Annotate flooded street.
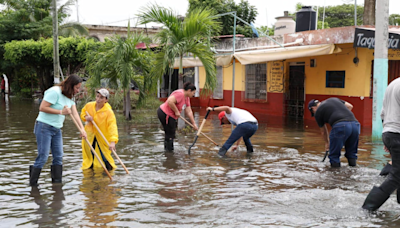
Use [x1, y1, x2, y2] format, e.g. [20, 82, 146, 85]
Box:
[1, 96, 399, 227]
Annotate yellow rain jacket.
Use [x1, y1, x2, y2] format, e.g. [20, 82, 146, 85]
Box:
[80, 101, 118, 170]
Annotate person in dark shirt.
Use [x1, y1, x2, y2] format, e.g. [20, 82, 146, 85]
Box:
[308, 98, 360, 167]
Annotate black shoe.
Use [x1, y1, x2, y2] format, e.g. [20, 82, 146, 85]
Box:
[348, 158, 357, 167]
[362, 186, 391, 211]
[397, 189, 400, 204]
[29, 165, 42, 186]
[379, 162, 392, 176]
[165, 139, 174, 152]
[218, 147, 228, 157]
[51, 165, 62, 183]
[246, 145, 254, 154]
[331, 162, 341, 168]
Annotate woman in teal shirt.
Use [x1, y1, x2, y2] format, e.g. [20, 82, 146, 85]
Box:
[30, 74, 87, 186]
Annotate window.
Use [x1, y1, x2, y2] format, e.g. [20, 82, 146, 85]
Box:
[245, 64, 267, 100]
[183, 68, 195, 85]
[326, 71, 345, 88]
[213, 66, 223, 99]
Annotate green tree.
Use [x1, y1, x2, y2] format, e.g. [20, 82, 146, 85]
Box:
[188, 0, 257, 37]
[291, 3, 362, 28]
[139, 4, 221, 94]
[4, 37, 99, 92]
[389, 14, 400, 26]
[257, 25, 275, 36]
[85, 29, 153, 120]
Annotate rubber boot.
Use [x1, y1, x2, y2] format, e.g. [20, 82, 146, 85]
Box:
[29, 165, 42, 187]
[330, 162, 341, 168]
[397, 189, 400, 204]
[246, 145, 254, 154]
[166, 139, 174, 152]
[380, 162, 392, 176]
[51, 165, 63, 183]
[164, 140, 167, 150]
[362, 186, 391, 211]
[348, 158, 357, 167]
[218, 147, 228, 157]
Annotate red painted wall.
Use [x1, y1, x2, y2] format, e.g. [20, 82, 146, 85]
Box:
[197, 90, 285, 116]
[304, 95, 373, 127]
[160, 93, 373, 127]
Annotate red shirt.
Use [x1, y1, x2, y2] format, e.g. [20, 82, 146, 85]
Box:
[160, 89, 191, 119]
[1, 79, 5, 90]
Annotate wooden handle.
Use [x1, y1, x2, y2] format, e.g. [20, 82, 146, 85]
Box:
[69, 114, 113, 181]
[86, 111, 129, 174]
[179, 116, 218, 146]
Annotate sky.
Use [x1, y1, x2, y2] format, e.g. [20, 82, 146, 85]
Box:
[67, 0, 400, 28]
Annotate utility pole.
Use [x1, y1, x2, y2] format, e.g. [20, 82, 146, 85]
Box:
[52, 0, 60, 83]
[372, 0, 389, 140]
[76, 0, 79, 22]
[354, 0, 357, 26]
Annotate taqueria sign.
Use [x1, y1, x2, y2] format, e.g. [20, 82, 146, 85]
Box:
[354, 28, 400, 49]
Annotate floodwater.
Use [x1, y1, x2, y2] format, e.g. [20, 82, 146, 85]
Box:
[0, 96, 399, 227]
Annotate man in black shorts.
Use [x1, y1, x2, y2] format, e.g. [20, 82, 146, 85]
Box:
[308, 98, 360, 167]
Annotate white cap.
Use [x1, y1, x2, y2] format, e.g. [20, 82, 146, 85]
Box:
[96, 88, 109, 99]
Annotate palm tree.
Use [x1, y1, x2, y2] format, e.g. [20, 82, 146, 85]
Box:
[138, 4, 221, 94]
[85, 26, 154, 120]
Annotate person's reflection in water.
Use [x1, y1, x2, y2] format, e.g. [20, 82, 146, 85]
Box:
[79, 168, 120, 225]
[29, 185, 67, 227]
[162, 152, 179, 170]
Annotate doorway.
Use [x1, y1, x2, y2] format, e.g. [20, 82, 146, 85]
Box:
[286, 64, 305, 119]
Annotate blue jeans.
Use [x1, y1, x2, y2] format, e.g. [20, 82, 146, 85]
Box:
[328, 121, 360, 164]
[222, 122, 258, 151]
[33, 121, 63, 168]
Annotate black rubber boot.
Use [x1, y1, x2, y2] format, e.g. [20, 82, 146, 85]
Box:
[246, 145, 254, 154]
[51, 165, 63, 183]
[362, 186, 391, 211]
[166, 139, 174, 152]
[348, 158, 357, 167]
[331, 162, 341, 168]
[164, 140, 168, 150]
[397, 189, 400, 204]
[218, 147, 228, 157]
[29, 165, 42, 187]
[380, 162, 392, 176]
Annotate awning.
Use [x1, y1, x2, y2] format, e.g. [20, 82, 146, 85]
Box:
[233, 44, 341, 65]
[173, 54, 233, 68]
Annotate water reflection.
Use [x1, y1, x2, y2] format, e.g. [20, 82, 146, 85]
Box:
[79, 169, 120, 225]
[29, 185, 67, 227]
[3, 98, 400, 227]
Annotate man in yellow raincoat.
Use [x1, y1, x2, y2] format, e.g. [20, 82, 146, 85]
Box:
[80, 88, 118, 170]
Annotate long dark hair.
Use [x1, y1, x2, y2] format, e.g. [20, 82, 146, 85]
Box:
[58, 74, 82, 99]
[183, 82, 196, 91]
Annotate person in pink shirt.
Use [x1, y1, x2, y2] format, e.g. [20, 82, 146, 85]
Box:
[157, 82, 198, 151]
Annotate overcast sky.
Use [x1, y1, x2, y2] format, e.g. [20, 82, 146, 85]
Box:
[67, 0, 400, 28]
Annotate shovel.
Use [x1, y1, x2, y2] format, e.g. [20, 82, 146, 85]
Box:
[188, 110, 211, 155]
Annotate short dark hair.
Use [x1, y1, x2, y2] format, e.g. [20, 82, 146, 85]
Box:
[59, 74, 82, 99]
[183, 82, 196, 91]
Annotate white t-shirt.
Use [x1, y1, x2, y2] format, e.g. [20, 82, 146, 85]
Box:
[226, 108, 257, 126]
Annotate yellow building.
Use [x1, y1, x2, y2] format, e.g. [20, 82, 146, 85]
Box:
[189, 26, 400, 127]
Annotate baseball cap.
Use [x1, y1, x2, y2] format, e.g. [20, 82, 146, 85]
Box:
[218, 111, 226, 125]
[308, 99, 319, 117]
[97, 88, 109, 99]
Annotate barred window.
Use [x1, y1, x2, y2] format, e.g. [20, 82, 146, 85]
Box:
[245, 63, 267, 100]
[326, 71, 345, 88]
[213, 66, 223, 99]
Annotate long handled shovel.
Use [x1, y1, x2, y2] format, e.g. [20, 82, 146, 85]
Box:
[322, 150, 329, 162]
[188, 110, 211, 155]
[69, 113, 113, 181]
[85, 111, 130, 174]
[179, 116, 218, 147]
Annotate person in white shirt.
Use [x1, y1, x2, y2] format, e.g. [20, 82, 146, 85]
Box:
[207, 106, 258, 157]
